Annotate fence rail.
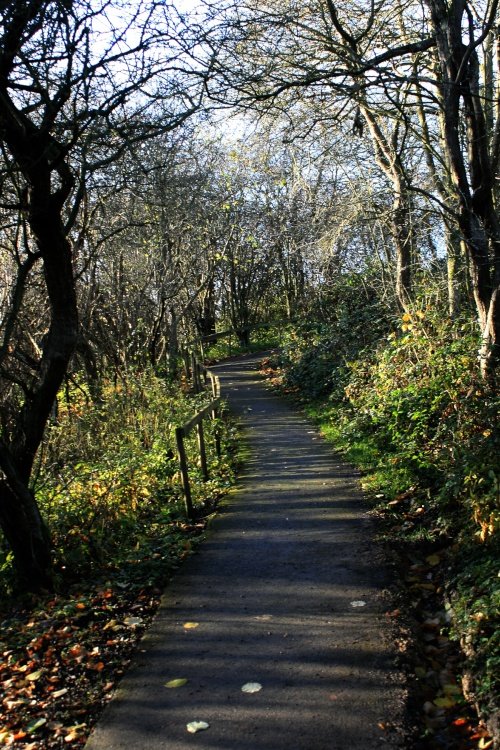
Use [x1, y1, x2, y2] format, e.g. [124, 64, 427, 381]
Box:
[175, 365, 221, 519]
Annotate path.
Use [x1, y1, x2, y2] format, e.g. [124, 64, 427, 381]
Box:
[85, 354, 405, 749]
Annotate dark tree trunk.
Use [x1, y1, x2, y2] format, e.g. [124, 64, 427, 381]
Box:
[0, 94, 79, 589]
[235, 328, 250, 347]
[425, 0, 500, 377]
[0, 479, 53, 590]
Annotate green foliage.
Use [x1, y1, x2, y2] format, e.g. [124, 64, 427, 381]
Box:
[277, 275, 391, 399]
[0, 370, 236, 595]
[276, 306, 499, 723]
[340, 312, 499, 541]
[204, 324, 286, 360]
[448, 544, 500, 718]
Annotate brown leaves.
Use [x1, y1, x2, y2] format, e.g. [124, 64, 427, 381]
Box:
[0, 583, 162, 748]
[393, 548, 495, 749]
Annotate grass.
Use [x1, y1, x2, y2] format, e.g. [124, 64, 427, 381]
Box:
[203, 324, 288, 361]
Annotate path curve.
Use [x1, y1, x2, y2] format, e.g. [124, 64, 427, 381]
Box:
[85, 353, 405, 749]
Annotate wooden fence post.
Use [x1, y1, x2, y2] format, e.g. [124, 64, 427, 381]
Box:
[197, 420, 209, 481]
[175, 426, 194, 519]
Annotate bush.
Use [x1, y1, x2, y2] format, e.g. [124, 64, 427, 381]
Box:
[276, 305, 499, 727]
[0, 369, 234, 594]
[340, 312, 499, 540]
[278, 274, 391, 398]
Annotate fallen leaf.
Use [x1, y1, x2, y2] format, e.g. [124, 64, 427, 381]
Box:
[183, 622, 199, 629]
[434, 695, 456, 708]
[26, 669, 44, 682]
[52, 688, 69, 698]
[241, 682, 262, 693]
[186, 721, 209, 734]
[26, 717, 47, 734]
[124, 617, 143, 627]
[350, 600, 366, 607]
[103, 619, 119, 631]
[164, 678, 188, 688]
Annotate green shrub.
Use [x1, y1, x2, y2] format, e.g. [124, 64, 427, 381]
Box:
[0, 369, 234, 593]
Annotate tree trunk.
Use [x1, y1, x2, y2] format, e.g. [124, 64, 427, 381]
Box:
[0, 110, 79, 588]
[425, 0, 500, 377]
[0, 479, 53, 590]
[167, 308, 179, 377]
[361, 104, 414, 311]
[235, 328, 250, 347]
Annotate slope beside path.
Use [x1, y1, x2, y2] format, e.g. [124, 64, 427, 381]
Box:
[85, 353, 405, 749]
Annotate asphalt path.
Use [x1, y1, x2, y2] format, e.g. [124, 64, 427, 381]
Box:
[85, 353, 405, 750]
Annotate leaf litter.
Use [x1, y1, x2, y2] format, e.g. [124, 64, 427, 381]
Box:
[0, 519, 209, 749]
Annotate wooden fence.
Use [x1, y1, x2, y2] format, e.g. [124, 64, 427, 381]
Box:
[175, 364, 221, 519]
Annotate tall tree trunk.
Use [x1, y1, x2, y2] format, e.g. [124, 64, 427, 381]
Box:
[0, 98, 78, 588]
[425, 0, 500, 377]
[361, 104, 414, 311]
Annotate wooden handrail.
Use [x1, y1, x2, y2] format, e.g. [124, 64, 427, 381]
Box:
[175, 365, 222, 519]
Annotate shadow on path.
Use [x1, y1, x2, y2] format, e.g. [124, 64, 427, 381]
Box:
[85, 354, 405, 750]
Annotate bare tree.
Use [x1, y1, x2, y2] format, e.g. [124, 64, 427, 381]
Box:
[0, 0, 205, 589]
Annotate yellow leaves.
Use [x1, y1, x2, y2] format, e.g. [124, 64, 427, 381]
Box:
[183, 622, 199, 630]
[26, 669, 44, 682]
[478, 738, 494, 749]
[400, 310, 426, 332]
[473, 509, 497, 542]
[470, 611, 487, 623]
[164, 678, 188, 688]
[434, 695, 457, 708]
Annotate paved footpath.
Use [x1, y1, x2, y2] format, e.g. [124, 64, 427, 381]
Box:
[85, 354, 405, 750]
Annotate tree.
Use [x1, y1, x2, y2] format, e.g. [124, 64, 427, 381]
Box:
[206, 0, 500, 374]
[423, 0, 500, 375]
[0, 0, 204, 589]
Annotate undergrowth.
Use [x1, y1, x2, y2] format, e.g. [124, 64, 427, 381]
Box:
[203, 324, 286, 361]
[273, 304, 499, 742]
[0, 369, 237, 600]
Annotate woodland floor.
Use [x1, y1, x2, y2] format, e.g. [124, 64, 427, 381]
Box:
[1, 354, 491, 749]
